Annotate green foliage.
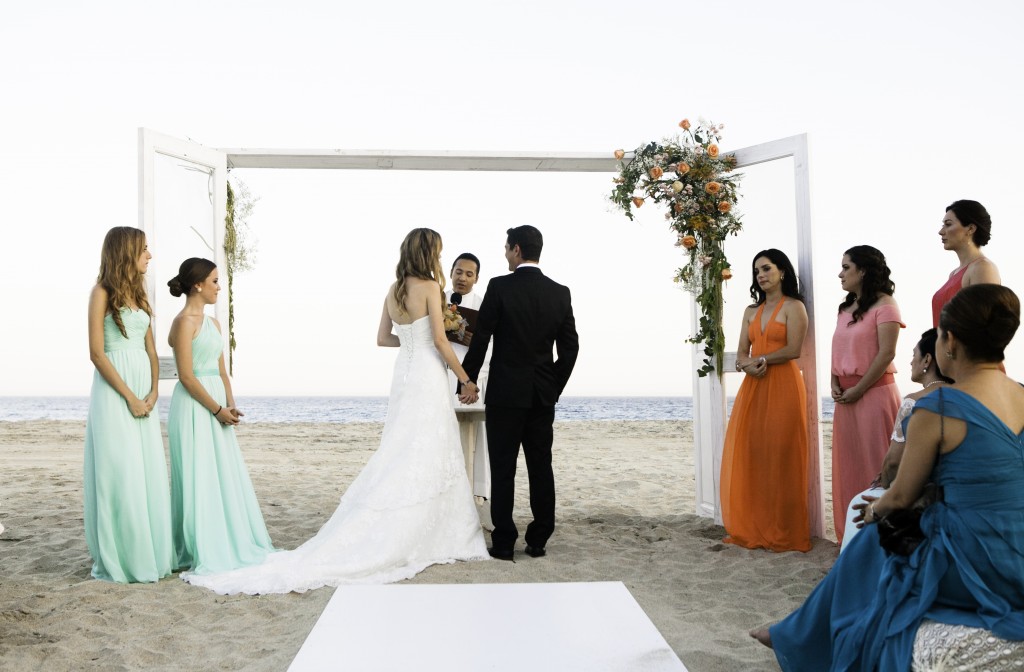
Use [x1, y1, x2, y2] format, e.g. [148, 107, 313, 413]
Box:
[224, 176, 259, 375]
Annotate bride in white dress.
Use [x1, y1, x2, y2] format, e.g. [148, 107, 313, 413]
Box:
[184, 229, 489, 594]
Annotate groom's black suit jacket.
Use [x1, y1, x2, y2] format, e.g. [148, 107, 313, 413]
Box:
[462, 266, 578, 408]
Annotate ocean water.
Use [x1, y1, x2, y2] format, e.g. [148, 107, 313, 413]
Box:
[0, 396, 836, 423]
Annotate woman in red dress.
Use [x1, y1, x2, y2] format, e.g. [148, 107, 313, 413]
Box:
[932, 200, 1000, 326]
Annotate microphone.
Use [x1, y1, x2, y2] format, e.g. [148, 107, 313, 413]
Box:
[450, 292, 463, 306]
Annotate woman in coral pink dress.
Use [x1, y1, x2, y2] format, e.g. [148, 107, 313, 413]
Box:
[830, 245, 904, 543]
[721, 249, 811, 552]
[932, 199, 1000, 326]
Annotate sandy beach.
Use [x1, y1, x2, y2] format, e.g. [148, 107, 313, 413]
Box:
[0, 420, 837, 671]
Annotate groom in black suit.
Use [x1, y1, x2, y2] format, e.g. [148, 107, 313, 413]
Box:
[460, 225, 578, 560]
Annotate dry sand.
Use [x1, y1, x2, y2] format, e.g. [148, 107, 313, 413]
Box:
[0, 420, 838, 671]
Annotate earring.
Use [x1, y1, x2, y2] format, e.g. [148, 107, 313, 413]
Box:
[923, 366, 929, 374]
[197, 288, 202, 293]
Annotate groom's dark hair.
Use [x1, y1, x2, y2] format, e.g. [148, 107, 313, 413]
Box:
[451, 252, 481, 275]
[507, 225, 543, 261]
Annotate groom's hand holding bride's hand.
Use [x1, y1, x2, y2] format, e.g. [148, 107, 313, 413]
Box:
[458, 381, 479, 405]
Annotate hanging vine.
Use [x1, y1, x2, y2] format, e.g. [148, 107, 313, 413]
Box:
[223, 177, 258, 375]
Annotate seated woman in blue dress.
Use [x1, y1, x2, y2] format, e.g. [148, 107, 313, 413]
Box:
[751, 283, 1024, 671]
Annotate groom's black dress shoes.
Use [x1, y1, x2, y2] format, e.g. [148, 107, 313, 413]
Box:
[488, 547, 514, 561]
[524, 545, 546, 558]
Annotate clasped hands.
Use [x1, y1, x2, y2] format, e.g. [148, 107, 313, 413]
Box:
[736, 356, 767, 378]
[831, 384, 865, 405]
[216, 406, 244, 426]
[128, 393, 158, 419]
[458, 381, 479, 405]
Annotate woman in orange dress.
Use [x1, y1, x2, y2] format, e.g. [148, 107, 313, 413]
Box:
[830, 245, 904, 543]
[721, 249, 811, 552]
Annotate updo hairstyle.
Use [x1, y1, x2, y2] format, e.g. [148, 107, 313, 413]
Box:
[168, 258, 217, 298]
[916, 328, 954, 384]
[939, 284, 1019, 363]
[946, 199, 992, 247]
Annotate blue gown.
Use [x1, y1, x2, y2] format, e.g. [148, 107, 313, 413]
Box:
[770, 388, 1024, 671]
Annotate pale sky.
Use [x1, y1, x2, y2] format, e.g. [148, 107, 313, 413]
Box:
[2, 0, 1023, 400]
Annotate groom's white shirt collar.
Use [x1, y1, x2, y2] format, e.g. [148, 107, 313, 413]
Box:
[517, 262, 540, 270]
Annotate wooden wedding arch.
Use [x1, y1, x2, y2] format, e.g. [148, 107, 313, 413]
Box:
[138, 128, 826, 538]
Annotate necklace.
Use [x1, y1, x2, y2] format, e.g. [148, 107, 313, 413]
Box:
[922, 380, 945, 389]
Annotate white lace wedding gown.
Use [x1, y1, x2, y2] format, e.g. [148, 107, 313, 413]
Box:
[184, 317, 489, 594]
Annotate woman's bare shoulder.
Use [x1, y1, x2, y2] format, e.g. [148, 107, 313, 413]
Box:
[782, 297, 807, 315]
[964, 257, 1001, 285]
[89, 283, 108, 301]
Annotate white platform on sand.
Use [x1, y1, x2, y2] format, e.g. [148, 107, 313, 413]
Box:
[288, 581, 688, 672]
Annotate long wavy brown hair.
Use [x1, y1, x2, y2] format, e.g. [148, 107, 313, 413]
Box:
[97, 227, 152, 337]
[392, 228, 445, 314]
[838, 244, 895, 324]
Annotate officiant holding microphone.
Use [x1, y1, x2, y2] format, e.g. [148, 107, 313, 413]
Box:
[445, 253, 492, 529]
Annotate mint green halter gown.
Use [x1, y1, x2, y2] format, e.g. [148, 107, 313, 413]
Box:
[83, 308, 173, 583]
[168, 316, 274, 575]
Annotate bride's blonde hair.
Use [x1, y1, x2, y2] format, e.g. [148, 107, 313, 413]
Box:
[97, 226, 152, 337]
[393, 228, 445, 314]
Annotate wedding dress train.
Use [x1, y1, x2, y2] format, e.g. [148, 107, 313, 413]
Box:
[184, 316, 489, 594]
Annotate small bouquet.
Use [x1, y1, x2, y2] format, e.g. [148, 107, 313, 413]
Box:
[444, 304, 469, 344]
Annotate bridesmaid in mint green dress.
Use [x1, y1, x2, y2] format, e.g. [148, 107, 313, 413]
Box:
[166, 258, 274, 576]
[84, 226, 173, 583]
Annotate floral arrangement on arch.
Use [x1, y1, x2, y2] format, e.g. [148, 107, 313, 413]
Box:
[610, 118, 743, 377]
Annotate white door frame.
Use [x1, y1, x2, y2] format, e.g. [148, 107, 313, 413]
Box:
[690, 135, 825, 538]
[138, 128, 229, 379]
[140, 129, 824, 537]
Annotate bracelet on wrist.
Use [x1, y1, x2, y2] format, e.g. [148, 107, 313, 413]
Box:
[213, 405, 223, 416]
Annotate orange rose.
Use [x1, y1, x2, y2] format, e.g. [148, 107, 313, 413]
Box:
[705, 181, 722, 194]
[717, 201, 731, 213]
[614, 149, 625, 160]
[721, 268, 733, 280]
[681, 235, 697, 249]
[676, 162, 690, 176]
[707, 144, 720, 158]
[679, 118, 691, 130]
[673, 202, 684, 214]
[649, 166, 664, 179]
[632, 197, 645, 208]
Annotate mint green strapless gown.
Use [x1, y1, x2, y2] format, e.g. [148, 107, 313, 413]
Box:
[83, 308, 173, 583]
[168, 316, 274, 575]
